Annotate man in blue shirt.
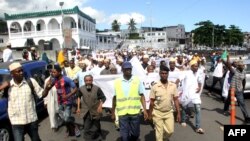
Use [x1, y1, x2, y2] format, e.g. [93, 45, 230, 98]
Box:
[111, 61, 148, 141]
[74, 62, 90, 87]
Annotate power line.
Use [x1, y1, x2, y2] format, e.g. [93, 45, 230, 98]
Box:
[166, 0, 202, 20]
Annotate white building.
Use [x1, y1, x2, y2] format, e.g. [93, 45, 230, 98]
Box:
[96, 31, 122, 50]
[138, 25, 186, 48]
[142, 31, 167, 43]
[4, 6, 96, 51]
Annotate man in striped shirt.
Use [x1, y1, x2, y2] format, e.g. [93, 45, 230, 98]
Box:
[224, 57, 250, 123]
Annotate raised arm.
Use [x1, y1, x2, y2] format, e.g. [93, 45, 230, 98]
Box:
[226, 55, 235, 73]
[0, 82, 10, 91]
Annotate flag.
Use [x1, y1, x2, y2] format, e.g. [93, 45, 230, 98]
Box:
[221, 50, 228, 61]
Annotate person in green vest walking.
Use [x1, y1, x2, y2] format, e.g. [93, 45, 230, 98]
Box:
[111, 61, 148, 141]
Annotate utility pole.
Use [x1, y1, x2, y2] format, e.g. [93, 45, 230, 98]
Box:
[140, 16, 143, 48]
[146, 1, 152, 48]
[212, 25, 214, 48]
[59, 1, 64, 48]
[150, 1, 153, 48]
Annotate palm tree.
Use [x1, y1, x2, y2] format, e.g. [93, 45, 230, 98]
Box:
[127, 18, 137, 33]
[111, 20, 120, 31]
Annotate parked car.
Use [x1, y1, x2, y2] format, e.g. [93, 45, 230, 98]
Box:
[205, 59, 250, 96]
[0, 60, 47, 141]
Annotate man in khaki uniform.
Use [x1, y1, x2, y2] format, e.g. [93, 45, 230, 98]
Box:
[148, 65, 181, 141]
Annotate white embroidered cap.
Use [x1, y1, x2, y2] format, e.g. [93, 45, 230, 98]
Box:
[9, 62, 22, 72]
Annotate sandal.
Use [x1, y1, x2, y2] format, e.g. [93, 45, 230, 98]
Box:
[181, 122, 187, 127]
[196, 128, 204, 134]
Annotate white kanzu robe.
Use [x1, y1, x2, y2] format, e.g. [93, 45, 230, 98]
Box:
[44, 77, 59, 128]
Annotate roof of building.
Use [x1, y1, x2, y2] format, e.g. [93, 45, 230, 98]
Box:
[4, 6, 95, 24]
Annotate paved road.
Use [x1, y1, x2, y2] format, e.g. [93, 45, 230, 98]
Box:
[28, 89, 250, 141]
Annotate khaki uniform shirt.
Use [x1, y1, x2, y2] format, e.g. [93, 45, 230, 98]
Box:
[150, 81, 178, 116]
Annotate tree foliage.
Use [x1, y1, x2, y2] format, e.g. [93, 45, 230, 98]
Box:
[128, 33, 142, 39]
[111, 19, 120, 31]
[192, 20, 244, 47]
[224, 25, 244, 46]
[127, 18, 137, 33]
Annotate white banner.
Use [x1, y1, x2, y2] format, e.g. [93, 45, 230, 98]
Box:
[93, 75, 121, 108]
[142, 73, 159, 109]
[93, 57, 158, 109]
[130, 56, 146, 78]
[93, 73, 159, 109]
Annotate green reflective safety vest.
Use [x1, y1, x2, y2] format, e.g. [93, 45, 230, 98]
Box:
[114, 76, 141, 116]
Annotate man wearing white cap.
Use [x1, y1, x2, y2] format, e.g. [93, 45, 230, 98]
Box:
[168, 58, 181, 85]
[3, 42, 13, 62]
[141, 54, 149, 69]
[115, 56, 123, 74]
[90, 58, 104, 75]
[29, 47, 39, 60]
[0, 62, 53, 141]
[100, 59, 111, 75]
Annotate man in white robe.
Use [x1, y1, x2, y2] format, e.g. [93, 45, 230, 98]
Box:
[44, 75, 60, 131]
[180, 60, 205, 134]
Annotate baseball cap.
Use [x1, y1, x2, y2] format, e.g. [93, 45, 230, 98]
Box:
[122, 61, 132, 69]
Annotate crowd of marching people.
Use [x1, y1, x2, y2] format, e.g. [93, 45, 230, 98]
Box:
[1, 43, 250, 141]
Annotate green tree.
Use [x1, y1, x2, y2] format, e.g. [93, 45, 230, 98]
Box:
[215, 25, 226, 47]
[224, 25, 244, 46]
[192, 20, 244, 47]
[127, 18, 137, 33]
[192, 21, 229, 47]
[111, 19, 120, 31]
[192, 20, 215, 47]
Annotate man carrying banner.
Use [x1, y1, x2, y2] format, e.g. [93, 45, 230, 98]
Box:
[148, 65, 181, 141]
[111, 61, 148, 141]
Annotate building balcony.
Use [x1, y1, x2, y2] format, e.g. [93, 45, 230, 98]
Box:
[9, 28, 78, 39]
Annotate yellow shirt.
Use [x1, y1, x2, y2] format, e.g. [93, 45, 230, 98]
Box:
[57, 50, 65, 67]
[65, 66, 81, 80]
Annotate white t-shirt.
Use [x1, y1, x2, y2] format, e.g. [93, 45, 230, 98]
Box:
[3, 48, 13, 62]
[213, 62, 223, 77]
[180, 70, 202, 105]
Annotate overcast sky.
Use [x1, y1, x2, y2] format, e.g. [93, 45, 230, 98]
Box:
[0, 0, 249, 32]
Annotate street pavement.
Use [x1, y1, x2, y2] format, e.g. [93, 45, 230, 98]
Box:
[28, 89, 250, 141]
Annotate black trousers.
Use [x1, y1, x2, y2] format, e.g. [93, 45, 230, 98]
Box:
[83, 112, 102, 140]
[209, 76, 223, 92]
